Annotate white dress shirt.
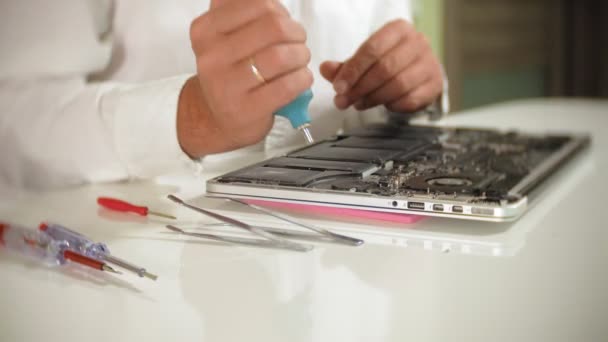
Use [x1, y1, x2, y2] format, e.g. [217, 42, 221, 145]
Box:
[0, 0, 413, 189]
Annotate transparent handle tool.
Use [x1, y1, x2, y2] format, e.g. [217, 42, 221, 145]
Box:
[39, 223, 108, 259]
[1, 222, 68, 265]
[40, 223, 157, 280]
[1, 222, 121, 273]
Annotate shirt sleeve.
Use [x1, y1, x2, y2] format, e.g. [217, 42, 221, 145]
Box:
[0, 75, 197, 189]
[0, 0, 199, 189]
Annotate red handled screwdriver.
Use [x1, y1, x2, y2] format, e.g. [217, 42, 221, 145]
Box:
[97, 197, 176, 220]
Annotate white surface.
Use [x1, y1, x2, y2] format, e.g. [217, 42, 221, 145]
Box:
[1, 99, 607, 342]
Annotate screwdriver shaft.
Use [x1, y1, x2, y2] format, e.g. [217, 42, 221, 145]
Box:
[104, 254, 158, 281]
[299, 125, 314, 144]
[148, 211, 177, 220]
[102, 264, 122, 274]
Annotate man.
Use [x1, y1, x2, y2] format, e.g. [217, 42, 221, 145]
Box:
[0, 0, 444, 189]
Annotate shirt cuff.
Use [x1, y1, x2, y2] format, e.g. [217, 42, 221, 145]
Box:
[107, 74, 201, 179]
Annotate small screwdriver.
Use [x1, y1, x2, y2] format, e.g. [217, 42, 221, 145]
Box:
[275, 89, 315, 144]
[97, 197, 176, 220]
[0, 222, 120, 274]
[40, 222, 158, 281]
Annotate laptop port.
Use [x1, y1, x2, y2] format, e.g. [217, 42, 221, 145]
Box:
[452, 205, 464, 213]
[407, 202, 425, 210]
[472, 207, 494, 216]
[432, 204, 444, 212]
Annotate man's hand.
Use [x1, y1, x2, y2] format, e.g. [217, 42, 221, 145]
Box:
[177, 0, 313, 158]
[320, 19, 443, 113]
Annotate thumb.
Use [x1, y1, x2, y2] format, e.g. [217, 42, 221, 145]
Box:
[210, 0, 232, 9]
[320, 61, 343, 83]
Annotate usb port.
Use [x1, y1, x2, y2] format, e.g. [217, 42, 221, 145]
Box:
[452, 205, 464, 213]
[432, 204, 444, 212]
[407, 202, 425, 210]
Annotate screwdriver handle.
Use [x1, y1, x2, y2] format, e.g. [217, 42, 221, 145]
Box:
[275, 89, 313, 129]
[97, 197, 148, 216]
[40, 223, 110, 259]
[41, 222, 155, 279]
[1, 222, 68, 265]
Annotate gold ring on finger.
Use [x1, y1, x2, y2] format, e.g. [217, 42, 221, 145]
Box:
[249, 57, 266, 84]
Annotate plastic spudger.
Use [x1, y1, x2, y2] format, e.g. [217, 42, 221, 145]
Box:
[275, 89, 314, 143]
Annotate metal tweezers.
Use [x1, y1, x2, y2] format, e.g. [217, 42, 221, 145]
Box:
[212, 196, 364, 246]
[166, 195, 364, 252]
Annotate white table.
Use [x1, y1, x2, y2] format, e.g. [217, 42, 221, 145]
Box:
[1, 99, 607, 342]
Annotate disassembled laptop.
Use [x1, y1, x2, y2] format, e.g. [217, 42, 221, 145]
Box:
[207, 124, 590, 222]
[165, 119, 590, 251]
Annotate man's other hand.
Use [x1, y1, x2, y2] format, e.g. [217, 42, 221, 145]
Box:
[320, 19, 443, 113]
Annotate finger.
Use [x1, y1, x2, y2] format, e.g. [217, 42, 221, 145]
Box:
[386, 78, 444, 113]
[207, 0, 289, 34]
[210, 0, 288, 14]
[234, 43, 311, 91]
[319, 61, 343, 83]
[249, 67, 314, 115]
[213, 14, 307, 65]
[352, 55, 433, 110]
[346, 37, 423, 101]
[210, 0, 232, 9]
[195, 0, 289, 41]
[332, 19, 413, 95]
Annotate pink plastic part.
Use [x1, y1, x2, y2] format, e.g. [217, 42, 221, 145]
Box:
[243, 199, 424, 224]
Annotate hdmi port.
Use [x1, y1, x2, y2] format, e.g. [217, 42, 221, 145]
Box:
[407, 202, 425, 210]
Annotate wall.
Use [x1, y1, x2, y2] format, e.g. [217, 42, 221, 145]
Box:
[443, 0, 560, 111]
[414, 0, 444, 60]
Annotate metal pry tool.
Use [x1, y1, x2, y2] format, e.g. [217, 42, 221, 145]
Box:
[166, 225, 292, 250]
[167, 195, 313, 252]
[275, 89, 315, 144]
[210, 197, 364, 247]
